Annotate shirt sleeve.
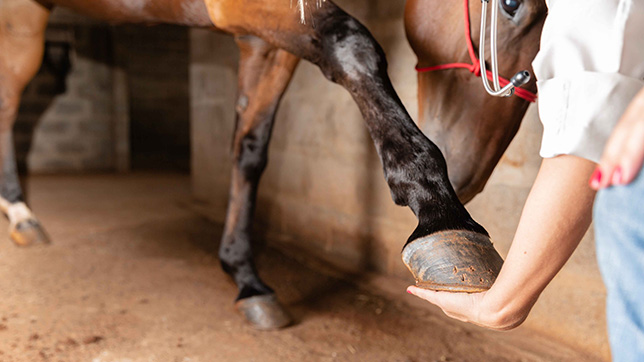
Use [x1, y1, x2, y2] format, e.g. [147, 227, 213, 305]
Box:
[532, 0, 644, 163]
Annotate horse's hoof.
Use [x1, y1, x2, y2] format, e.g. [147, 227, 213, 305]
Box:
[402, 230, 503, 293]
[235, 294, 292, 330]
[10, 219, 51, 247]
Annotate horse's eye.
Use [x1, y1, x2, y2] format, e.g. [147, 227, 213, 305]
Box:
[500, 0, 521, 17]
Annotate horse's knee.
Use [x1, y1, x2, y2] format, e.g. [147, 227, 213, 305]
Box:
[315, 14, 387, 84]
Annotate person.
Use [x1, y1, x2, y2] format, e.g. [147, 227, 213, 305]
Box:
[588, 86, 644, 362]
[406, 1, 644, 360]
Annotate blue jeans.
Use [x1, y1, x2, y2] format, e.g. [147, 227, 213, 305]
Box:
[594, 168, 644, 362]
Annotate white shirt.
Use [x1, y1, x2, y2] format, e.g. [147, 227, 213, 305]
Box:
[533, 0, 644, 163]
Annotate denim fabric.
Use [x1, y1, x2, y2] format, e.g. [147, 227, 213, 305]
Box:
[594, 168, 644, 362]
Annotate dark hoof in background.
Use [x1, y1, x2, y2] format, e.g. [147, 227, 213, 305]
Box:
[402, 230, 503, 293]
[10, 218, 51, 247]
[235, 294, 292, 330]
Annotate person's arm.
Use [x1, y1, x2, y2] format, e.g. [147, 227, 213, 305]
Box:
[408, 155, 597, 330]
[591, 87, 644, 190]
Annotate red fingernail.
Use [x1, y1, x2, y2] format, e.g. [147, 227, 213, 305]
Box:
[406, 289, 412, 294]
[613, 167, 623, 185]
[590, 169, 602, 188]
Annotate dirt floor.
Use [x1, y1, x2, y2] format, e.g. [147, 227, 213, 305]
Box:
[0, 174, 602, 362]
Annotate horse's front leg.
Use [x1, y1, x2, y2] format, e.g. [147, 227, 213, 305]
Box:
[209, 0, 503, 292]
[219, 35, 300, 330]
[0, 0, 51, 246]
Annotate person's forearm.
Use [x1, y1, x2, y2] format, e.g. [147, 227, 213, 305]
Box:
[481, 155, 597, 328]
[407, 155, 599, 330]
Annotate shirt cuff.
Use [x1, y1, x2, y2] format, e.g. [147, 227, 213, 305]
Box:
[538, 71, 644, 163]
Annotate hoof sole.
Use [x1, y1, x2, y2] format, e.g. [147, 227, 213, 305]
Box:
[235, 294, 292, 330]
[402, 230, 503, 293]
[10, 219, 51, 247]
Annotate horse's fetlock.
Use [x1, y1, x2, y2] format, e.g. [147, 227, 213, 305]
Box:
[220, 258, 236, 276]
[390, 190, 409, 207]
[385, 174, 414, 207]
[237, 283, 274, 300]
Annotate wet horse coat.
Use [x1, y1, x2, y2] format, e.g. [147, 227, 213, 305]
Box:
[0, 0, 541, 329]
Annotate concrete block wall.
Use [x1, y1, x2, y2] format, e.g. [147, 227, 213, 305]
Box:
[17, 9, 191, 174]
[17, 25, 115, 173]
[190, 30, 239, 218]
[190, 0, 608, 359]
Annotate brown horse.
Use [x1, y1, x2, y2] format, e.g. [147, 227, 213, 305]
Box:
[0, 0, 543, 329]
[406, 0, 547, 203]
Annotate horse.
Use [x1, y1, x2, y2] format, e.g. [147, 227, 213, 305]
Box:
[405, 0, 547, 203]
[0, 0, 543, 330]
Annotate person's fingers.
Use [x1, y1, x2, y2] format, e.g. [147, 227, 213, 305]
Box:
[407, 286, 441, 304]
[619, 121, 644, 184]
[406, 287, 521, 330]
[593, 124, 644, 189]
[592, 132, 627, 190]
[596, 127, 628, 189]
[589, 166, 604, 190]
[406, 286, 478, 322]
[593, 143, 617, 190]
[594, 88, 644, 189]
[407, 286, 458, 316]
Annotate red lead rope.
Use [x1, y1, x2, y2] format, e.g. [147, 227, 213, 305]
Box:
[415, 0, 537, 103]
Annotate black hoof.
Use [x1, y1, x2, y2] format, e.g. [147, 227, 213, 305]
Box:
[10, 218, 51, 247]
[402, 230, 503, 293]
[235, 294, 292, 330]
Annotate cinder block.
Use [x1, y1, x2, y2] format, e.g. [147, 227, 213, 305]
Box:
[52, 100, 87, 115]
[56, 141, 87, 154]
[37, 121, 70, 134]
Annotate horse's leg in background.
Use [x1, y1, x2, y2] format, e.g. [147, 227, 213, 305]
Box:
[0, 0, 51, 246]
[208, 0, 487, 242]
[219, 35, 300, 330]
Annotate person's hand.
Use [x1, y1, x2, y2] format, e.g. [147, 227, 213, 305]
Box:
[590, 88, 644, 190]
[406, 155, 596, 332]
[406, 286, 528, 331]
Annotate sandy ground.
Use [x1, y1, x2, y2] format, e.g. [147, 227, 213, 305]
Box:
[0, 174, 602, 362]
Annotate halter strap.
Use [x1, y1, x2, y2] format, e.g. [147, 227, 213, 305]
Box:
[415, 0, 537, 103]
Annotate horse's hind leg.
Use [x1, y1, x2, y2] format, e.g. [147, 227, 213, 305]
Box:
[0, 0, 51, 246]
[219, 35, 300, 330]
